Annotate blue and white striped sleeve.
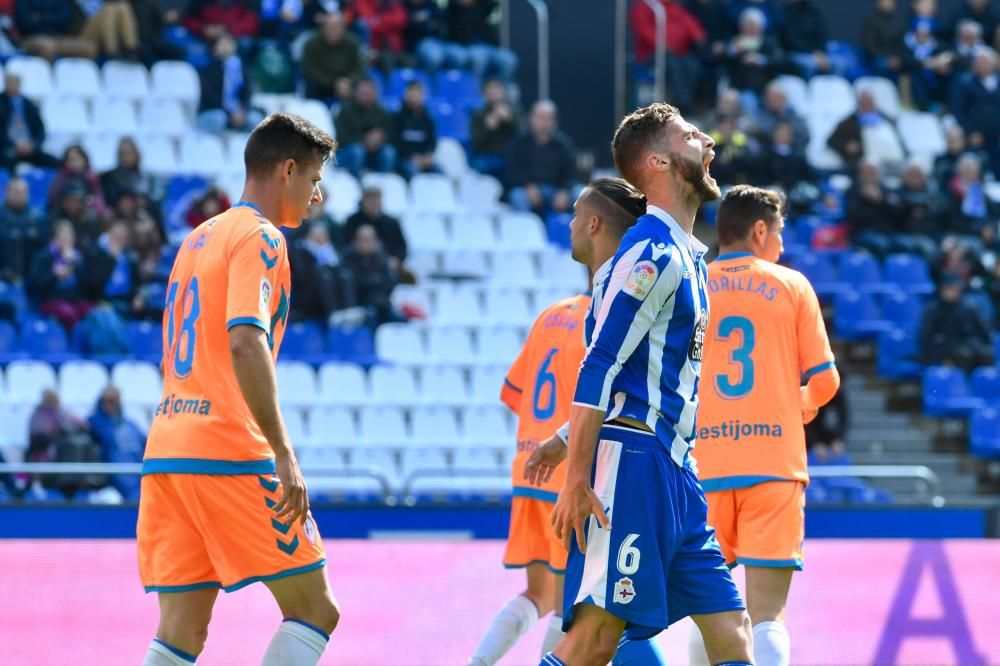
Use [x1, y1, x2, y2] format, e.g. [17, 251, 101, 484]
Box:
[573, 240, 681, 411]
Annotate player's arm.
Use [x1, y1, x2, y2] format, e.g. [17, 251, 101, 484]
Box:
[797, 277, 841, 423]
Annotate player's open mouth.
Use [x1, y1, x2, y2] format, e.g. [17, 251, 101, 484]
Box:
[703, 151, 715, 176]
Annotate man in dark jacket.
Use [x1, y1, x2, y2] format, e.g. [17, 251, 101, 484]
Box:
[84, 221, 140, 316]
[754, 82, 809, 153]
[88, 385, 146, 501]
[301, 12, 365, 103]
[195, 34, 263, 134]
[945, 0, 1000, 43]
[16, 0, 98, 61]
[0, 178, 48, 283]
[393, 81, 438, 178]
[505, 100, 575, 215]
[289, 221, 352, 323]
[344, 185, 408, 271]
[0, 73, 58, 171]
[844, 159, 901, 258]
[780, 0, 833, 77]
[863, 0, 908, 77]
[951, 47, 1000, 174]
[343, 224, 403, 327]
[827, 89, 903, 169]
[469, 79, 520, 180]
[920, 275, 993, 371]
[447, 0, 518, 80]
[724, 7, 783, 96]
[335, 77, 397, 176]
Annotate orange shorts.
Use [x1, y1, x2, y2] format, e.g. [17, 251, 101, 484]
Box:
[503, 495, 568, 574]
[137, 473, 326, 592]
[705, 481, 805, 570]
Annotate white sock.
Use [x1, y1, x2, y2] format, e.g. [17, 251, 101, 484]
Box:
[753, 620, 791, 666]
[468, 594, 540, 665]
[261, 619, 329, 666]
[143, 639, 196, 665]
[540, 614, 565, 655]
[688, 624, 710, 666]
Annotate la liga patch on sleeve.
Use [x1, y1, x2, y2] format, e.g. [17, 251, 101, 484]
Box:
[260, 277, 273, 326]
[623, 260, 659, 300]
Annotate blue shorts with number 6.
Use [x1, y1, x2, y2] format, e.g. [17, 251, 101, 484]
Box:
[562, 424, 745, 640]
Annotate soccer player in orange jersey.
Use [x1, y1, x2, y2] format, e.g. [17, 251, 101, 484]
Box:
[137, 114, 339, 666]
[691, 185, 841, 666]
[468, 178, 647, 665]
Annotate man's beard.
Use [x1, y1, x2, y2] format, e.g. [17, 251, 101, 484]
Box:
[672, 153, 721, 203]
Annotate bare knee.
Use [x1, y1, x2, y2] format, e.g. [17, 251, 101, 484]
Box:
[158, 612, 212, 654]
[290, 596, 340, 635]
[522, 589, 555, 617]
[698, 610, 753, 664]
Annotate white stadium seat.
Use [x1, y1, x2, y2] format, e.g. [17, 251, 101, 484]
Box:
[432, 283, 482, 326]
[469, 365, 507, 405]
[406, 249, 441, 278]
[484, 289, 533, 326]
[808, 75, 856, 119]
[462, 405, 513, 447]
[102, 60, 151, 101]
[490, 251, 539, 288]
[411, 406, 464, 447]
[375, 323, 424, 364]
[53, 58, 102, 99]
[533, 286, 578, 312]
[459, 173, 503, 212]
[136, 135, 179, 176]
[225, 132, 249, 164]
[6, 56, 53, 100]
[391, 284, 433, 314]
[5, 360, 57, 404]
[283, 98, 335, 138]
[476, 328, 522, 366]
[369, 364, 420, 405]
[897, 111, 946, 157]
[402, 214, 449, 252]
[124, 405, 151, 433]
[400, 447, 450, 484]
[440, 249, 490, 279]
[281, 406, 310, 445]
[93, 97, 139, 136]
[151, 61, 201, 108]
[110, 361, 162, 407]
[42, 97, 89, 135]
[853, 76, 901, 118]
[139, 99, 189, 139]
[276, 361, 318, 407]
[250, 92, 286, 115]
[307, 406, 359, 447]
[434, 137, 469, 179]
[83, 134, 120, 173]
[773, 75, 808, 115]
[452, 447, 503, 471]
[0, 404, 33, 448]
[497, 212, 548, 251]
[59, 360, 109, 405]
[359, 406, 410, 447]
[322, 169, 362, 220]
[427, 327, 476, 365]
[806, 114, 844, 171]
[540, 250, 589, 291]
[318, 362, 368, 404]
[361, 172, 408, 217]
[179, 133, 227, 177]
[419, 366, 468, 406]
[449, 214, 497, 251]
[410, 173, 457, 213]
[350, 448, 401, 490]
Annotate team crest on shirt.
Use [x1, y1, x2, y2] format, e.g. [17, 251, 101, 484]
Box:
[260, 277, 272, 321]
[688, 311, 708, 362]
[303, 514, 317, 544]
[623, 260, 658, 300]
[614, 577, 636, 605]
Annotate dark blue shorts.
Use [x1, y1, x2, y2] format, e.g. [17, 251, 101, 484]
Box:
[562, 424, 745, 640]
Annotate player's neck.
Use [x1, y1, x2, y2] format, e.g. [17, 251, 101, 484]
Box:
[238, 183, 281, 226]
[644, 192, 698, 236]
[718, 243, 756, 258]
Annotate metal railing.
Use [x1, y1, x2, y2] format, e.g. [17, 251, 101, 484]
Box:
[641, 0, 666, 102]
[524, 0, 550, 101]
[809, 465, 941, 497]
[615, 0, 629, 123]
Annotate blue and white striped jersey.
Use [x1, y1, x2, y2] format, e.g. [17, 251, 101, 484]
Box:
[574, 205, 710, 468]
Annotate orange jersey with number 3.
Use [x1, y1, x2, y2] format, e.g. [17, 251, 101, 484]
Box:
[501, 295, 590, 499]
[144, 202, 292, 466]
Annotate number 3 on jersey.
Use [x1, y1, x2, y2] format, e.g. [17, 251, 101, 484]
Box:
[713, 315, 755, 399]
[165, 277, 201, 379]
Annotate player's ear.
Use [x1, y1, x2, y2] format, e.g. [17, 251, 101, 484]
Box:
[589, 215, 601, 234]
[646, 152, 669, 173]
[753, 219, 768, 243]
[282, 158, 296, 182]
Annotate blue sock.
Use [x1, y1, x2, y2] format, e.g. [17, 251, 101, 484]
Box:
[613, 637, 667, 665]
[540, 652, 568, 666]
[713, 662, 753, 666]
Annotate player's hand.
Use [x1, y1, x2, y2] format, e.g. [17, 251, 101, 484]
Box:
[551, 481, 610, 554]
[273, 450, 310, 525]
[802, 407, 818, 424]
[523, 435, 567, 486]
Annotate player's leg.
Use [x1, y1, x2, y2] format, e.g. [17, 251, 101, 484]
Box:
[143, 588, 219, 665]
[544, 603, 626, 666]
[539, 573, 565, 654]
[612, 636, 667, 665]
[261, 566, 340, 666]
[745, 566, 794, 666]
[689, 489, 738, 666]
[690, 610, 754, 665]
[469, 563, 549, 666]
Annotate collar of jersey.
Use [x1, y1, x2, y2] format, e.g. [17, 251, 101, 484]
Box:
[645, 205, 709, 257]
[233, 200, 263, 214]
[714, 251, 754, 262]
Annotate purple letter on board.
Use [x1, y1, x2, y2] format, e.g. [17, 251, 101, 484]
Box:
[873, 542, 985, 665]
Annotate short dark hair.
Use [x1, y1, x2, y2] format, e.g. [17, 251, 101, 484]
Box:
[716, 185, 785, 245]
[244, 112, 337, 179]
[586, 177, 646, 239]
[611, 103, 680, 189]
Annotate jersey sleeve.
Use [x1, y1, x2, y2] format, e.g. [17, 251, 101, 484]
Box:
[574, 240, 681, 411]
[225, 225, 288, 334]
[795, 273, 836, 380]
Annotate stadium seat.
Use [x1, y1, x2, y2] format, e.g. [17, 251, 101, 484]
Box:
[853, 76, 901, 118]
[386, 68, 434, 102]
[318, 362, 368, 404]
[276, 361, 319, 407]
[322, 169, 362, 220]
[434, 69, 481, 107]
[280, 321, 326, 365]
[448, 214, 497, 251]
[4, 360, 57, 404]
[497, 212, 548, 251]
[399, 447, 450, 489]
[773, 75, 809, 114]
[491, 251, 540, 288]
[484, 289, 533, 327]
[403, 214, 450, 252]
[970, 408, 1000, 459]
[546, 212, 572, 249]
[882, 253, 935, 295]
[539, 250, 588, 291]
[42, 96, 90, 135]
[404, 249, 441, 279]
[21, 168, 57, 211]
[82, 134, 120, 173]
[462, 405, 513, 447]
[433, 137, 469, 179]
[470, 365, 508, 405]
[110, 360, 162, 407]
[877, 329, 922, 380]
[306, 406, 359, 447]
[0, 320, 25, 364]
[150, 60, 201, 108]
[440, 249, 490, 279]
[476, 327, 522, 366]
[179, 133, 227, 177]
[412, 406, 464, 447]
[124, 405, 151, 434]
[6, 56, 53, 100]
[361, 172, 408, 217]
[880, 293, 923, 332]
[897, 111, 946, 158]
[54, 58, 102, 100]
[391, 284, 433, 314]
[793, 252, 846, 299]
[428, 327, 476, 365]
[430, 101, 470, 141]
[349, 448, 402, 493]
[965, 290, 996, 326]
[410, 174, 457, 214]
[59, 360, 109, 406]
[971, 367, 1000, 406]
[136, 135, 180, 176]
[805, 114, 844, 171]
[93, 97, 139, 136]
[834, 291, 892, 340]
[375, 323, 424, 364]
[808, 75, 855, 119]
[458, 174, 503, 212]
[432, 283, 483, 325]
[840, 251, 891, 294]
[359, 406, 410, 447]
[419, 366, 468, 406]
[138, 99, 189, 139]
[102, 60, 151, 101]
[0, 404, 33, 448]
[249, 92, 286, 115]
[922, 366, 984, 418]
[369, 364, 421, 405]
[326, 325, 377, 365]
[281, 405, 310, 445]
[283, 98, 335, 138]
[21, 319, 76, 364]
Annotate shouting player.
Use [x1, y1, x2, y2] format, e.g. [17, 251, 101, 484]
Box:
[468, 178, 647, 665]
[690, 185, 840, 666]
[526, 103, 752, 666]
[138, 114, 339, 666]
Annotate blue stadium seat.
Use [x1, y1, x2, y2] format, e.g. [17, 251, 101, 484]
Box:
[163, 175, 210, 220]
[834, 291, 892, 340]
[431, 101, 470, 142]
[0, 281, 28, 321]
[386, 68, 434, 104]
[21, 168, 56, 211]
[839, 251, 891, 294]
[971, 366, 1000, 405]
[922, 366, 984, 418]
[792, 253, 846, 299]
[963, 290, 995, 326]
[883, 254, 934, 295]
[0, 170, 9, 201]
[970, 408, 1000, 459]
[366, 67, 385, 96]
[0, 319, 25, 364]
[877, 329, 922, 380]
[126, 321, 163, 365]
[327, 326, 377, 367]
[880, 292, 923, 332]
[546, 212, 572, 250]
[21, 319, 77, 364]
[433, 69, 482, 108]
[281, 321, 326, 365]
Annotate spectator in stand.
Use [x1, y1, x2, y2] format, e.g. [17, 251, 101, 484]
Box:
[196, 34, 264, 134]
[685, 0, 732, 99]
[937, 234, 987, 286]
[629, 0, 706, 111]
[335, 77, 397, 176]
[904, 9, 956, 108]
[761, 121, 812, 191]
[405, 0, 457, 72]
[726, 0, 781, 31]
[805, 372, 848, 463]
[27, 389, 89, 465]
[343, 223, 403, 327]
[780, 0, 834, 78]
[185, 185, 230, 228]
[934, 125, 994, 190]
[920, 275, 993, 371]
[302, 12, 365, 104]
[16, 0, 98, 60]
[0, 178, 47, 283]
[51, 184, 103, 251]
[129, 216, 167, 320]
[703, 88, 754, 134]
[447, 0, 518, 80]
[952, 19, 985, 74]
[863, 0, 909, 79]
[48, 145, 109, 223]
[724, 7, 783, 103]
[470, 78, 520, 180]
[28, 220, 92, 330]
[897, 160, 946, 261]
[708, 115, 758, 186]
[951, 47, 1000, 174]
[844, 159, 900, 258]
[344, 185, 408, 272]
[393, 81, 438, 178]
[827, 89, 905, 169]
[344, 0, 408, 65]
[945, 0, 1000, 43]
[100, 137, 161, 217]
[74, 0, 141, 60]
[183, 0, 259, 50]
[85, 221, 139, 317]
[505, 100, 575, 215]
[88, 386, 146, 501]
[0, 73, 58, 171]
[754, 81, 809, 153]
[948, 152, 996, 238]
[289, 221, 352, 323]
[132, 0, 188, 63]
